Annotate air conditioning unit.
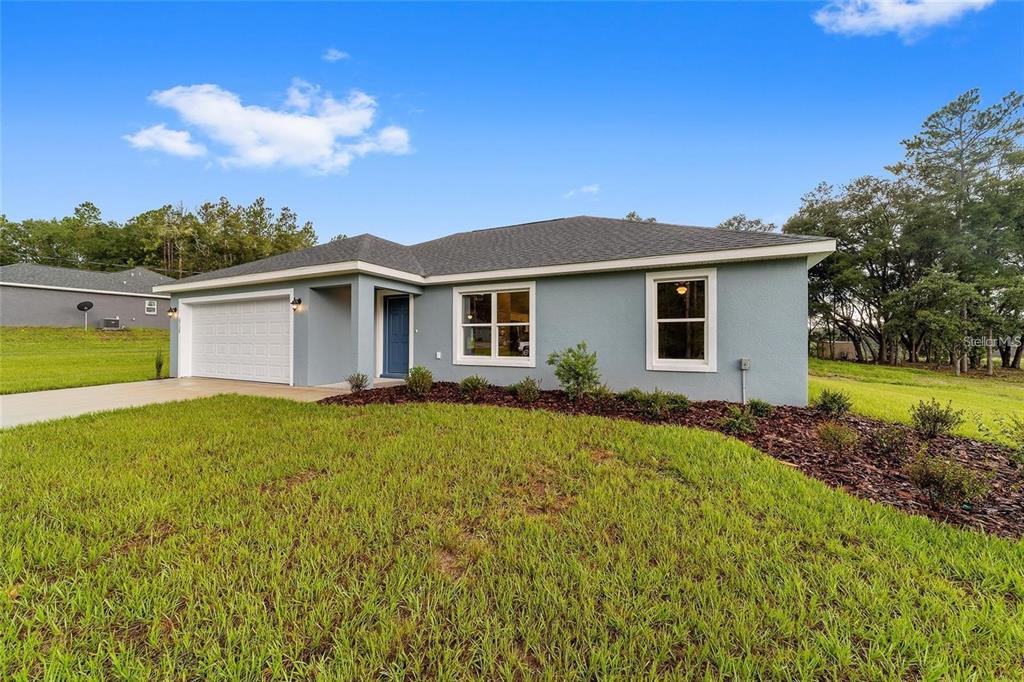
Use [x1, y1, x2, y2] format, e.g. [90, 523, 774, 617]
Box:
[101, 317, 124, 331]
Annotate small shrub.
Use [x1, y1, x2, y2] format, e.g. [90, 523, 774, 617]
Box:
[718, 405, 757, 436]
[154, 350, 164, 379]
[905, 451, 990, 508]
[812, 389, 852, 418]
[589, 383, 617, 405]
[346, 372, 369, 393]
[459, 374, 490, 398]
[817, 421, 859, 455]
[746, 399, 774, 418]
[870, 424, 911, 459]
[625, 389, 691, 419]
[909, 398, 964, 439]
[978, 413, 1024, 466]
[406, 366, 433, 399]
[546, 342, 601, 401]
[509, 377, 542, 404]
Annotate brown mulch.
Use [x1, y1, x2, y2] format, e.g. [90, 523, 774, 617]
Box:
[320, 384, 1024, 539]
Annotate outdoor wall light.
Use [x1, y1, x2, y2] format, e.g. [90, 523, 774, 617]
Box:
[167, 306, 178, 318]
[290, 297, 302, 311]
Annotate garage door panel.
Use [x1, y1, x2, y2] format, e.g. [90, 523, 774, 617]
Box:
[188, 296, 291, 384]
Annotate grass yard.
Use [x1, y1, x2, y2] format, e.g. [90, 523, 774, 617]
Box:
[0, 327, 169, 394]
[809, 358, 1024, 442]
[2, 397, 1021, 679]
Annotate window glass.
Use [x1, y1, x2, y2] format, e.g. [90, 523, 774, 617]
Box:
[658, 321, 705, 360]
[462, 294, 491, 323]
[656, 280, 705, 319]
[497, 291, 530, 323]
[463, 326, 492, 356]
[498, 325, 530, 357]
[145, 300, 157, 315]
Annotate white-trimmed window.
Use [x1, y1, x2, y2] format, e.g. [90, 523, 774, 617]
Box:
[646, 268, 717, 372]
[452, 282, 535, 367]
[144, 299, 158, 315]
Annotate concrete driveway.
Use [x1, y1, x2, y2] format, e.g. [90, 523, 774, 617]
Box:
[0, 378, 346, 429]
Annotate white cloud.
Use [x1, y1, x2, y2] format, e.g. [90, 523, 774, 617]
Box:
[322, 47, 350, 62]
[563, 184, 601, 199]
[123, 124, 207, 157]
[814, 0, 995, 40]
[129, 81, 411, 173]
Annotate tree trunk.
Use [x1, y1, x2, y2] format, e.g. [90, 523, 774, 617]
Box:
[1012, 336, 1023, 369]
[987, 328, 994, 375]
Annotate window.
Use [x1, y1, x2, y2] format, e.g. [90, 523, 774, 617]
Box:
[453, 282, 535, 367]
[646, 269, 716, 372]
[145, 299, 158, 315]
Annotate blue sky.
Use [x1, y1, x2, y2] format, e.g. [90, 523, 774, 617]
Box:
[2, 1, 1021, 244]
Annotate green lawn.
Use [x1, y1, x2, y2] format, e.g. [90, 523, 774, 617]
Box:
[0, 327, 169, 394]
[2, 397, 1021, 679]
[809, 358, 1024, 442]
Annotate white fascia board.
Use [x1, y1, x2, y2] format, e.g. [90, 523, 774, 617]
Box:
[0, 282, 171, 299]
[152, 240, 836, 293]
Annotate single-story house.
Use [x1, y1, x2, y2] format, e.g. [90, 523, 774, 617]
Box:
[154, 216, 835, 404]
[1, 263, 173, 329]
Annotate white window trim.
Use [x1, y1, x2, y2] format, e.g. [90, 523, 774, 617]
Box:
[144, 299, 158, 315]
[645, 268, 717, 373]
[452, 281, 536, 368]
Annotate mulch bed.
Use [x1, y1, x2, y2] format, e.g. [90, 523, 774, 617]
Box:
[320, 384, 1024, 539]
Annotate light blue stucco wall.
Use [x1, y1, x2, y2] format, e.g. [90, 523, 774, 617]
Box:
[412, 258, 810, 404]
[168, 258, 809, 404]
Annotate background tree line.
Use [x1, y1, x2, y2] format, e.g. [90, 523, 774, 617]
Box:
[0, 197, 319, 278]
[783, 89, 1024, 372]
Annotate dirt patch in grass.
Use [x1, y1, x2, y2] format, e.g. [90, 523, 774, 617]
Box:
[113, 521, 177, 555]
[322, 383, 1024, 538]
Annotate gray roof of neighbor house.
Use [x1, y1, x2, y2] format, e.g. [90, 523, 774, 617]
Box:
[0, 263, 174, 295]
[169, 215, 834, 285]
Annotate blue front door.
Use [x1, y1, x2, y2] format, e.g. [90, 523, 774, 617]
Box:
[383, 295, 410, 377]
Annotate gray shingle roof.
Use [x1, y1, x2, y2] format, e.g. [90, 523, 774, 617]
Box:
[170, 216, 832, 285]
[0, 263, 174, 295]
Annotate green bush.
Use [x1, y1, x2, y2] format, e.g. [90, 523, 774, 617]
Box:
[154, 350, 164, 379]
[817, 421, 859, 455]
[905, 451, 990, 508]
[459, 374, 490, 398]
[406, 366, 433, 399]
[509, 377, 542, 404]
[870, 424, 911, 459]
[909, 398, 964, 439]
[979, 413, 1024, 466]
[590, 383, 617, 405]
[346, 372, 369, 393]
[746, 399, 774, 418]
[546, 342, 601, 401]
[717, 405, 757, 436]
[621, 388, 690, 419]
[812, 389, 853, 417]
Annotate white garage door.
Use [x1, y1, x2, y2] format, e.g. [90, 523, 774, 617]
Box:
[188, 296, 291, 384]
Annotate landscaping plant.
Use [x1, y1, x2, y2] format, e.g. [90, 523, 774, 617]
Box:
[508, 377, 541, 404]
[905, 450, 990, 508]
[459, 374, 490, 398]
[406, 366, 434, 398]
[621, 388, 690, 419]
[977, 413, 1024, 466]
[346, 372, 369, 393]
[745, 399, 774, 418]
[870, 424, 911, 459]
[717, 405, 757, 435]
[909, 398, 965, 439]
[817, 421, 859, 456]
[154, 350, 164, 379]
[812, 388, 853, 417]
[546, 342, 601, 400]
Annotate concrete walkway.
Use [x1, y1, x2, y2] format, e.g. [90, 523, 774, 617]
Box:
[0, 378, 348, 429]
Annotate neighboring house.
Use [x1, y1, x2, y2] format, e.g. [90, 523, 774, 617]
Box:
[155, 216, 835, 404]
[0, 263, 173, 329]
